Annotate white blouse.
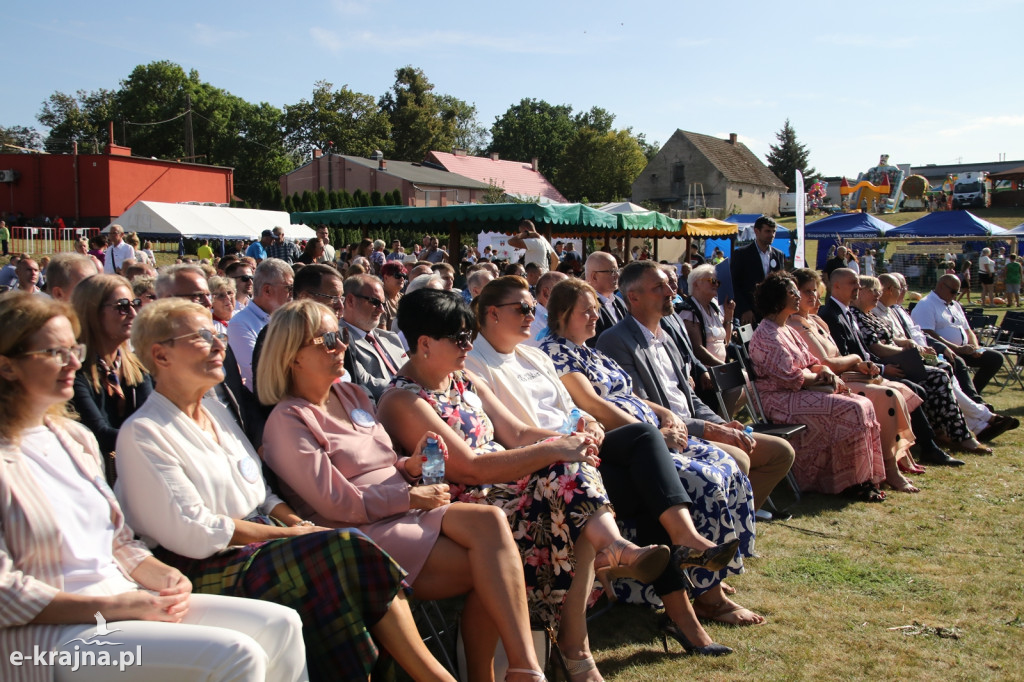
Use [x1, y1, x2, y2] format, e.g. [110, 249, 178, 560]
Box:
[115, 392, 283, 559]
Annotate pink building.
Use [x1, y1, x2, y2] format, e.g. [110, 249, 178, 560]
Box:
[424, 150, 567, 203]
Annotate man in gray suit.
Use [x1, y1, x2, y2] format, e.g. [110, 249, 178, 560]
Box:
[597, 260, 794, 511]
[341, 273, 406, 400]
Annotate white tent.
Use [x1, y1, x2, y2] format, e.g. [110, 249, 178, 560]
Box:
[104, 201, 315, 241]
[596, 201, 651, 214]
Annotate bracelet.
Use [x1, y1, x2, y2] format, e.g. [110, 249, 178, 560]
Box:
[294, 520, 314, 527]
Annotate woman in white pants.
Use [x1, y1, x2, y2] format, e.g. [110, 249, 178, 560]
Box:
[0, 292, 307, 682]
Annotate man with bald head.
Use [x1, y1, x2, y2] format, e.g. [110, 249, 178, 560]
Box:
[911, 274, 1004, 394]
[585, 251, 626, 346]
[46, 252, 99, 301]
[525, 270, 568, 347]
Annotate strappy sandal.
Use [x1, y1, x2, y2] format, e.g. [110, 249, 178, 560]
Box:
[506, 669, 547, 681]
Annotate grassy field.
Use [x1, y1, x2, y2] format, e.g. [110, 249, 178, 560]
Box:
[583, 307, 1024, 681]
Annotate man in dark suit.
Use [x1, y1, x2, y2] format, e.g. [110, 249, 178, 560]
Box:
[585, 251, 628, 347]
[730, 216, 786, 325]
[597, 260, 794, 512]
[341, 273, 406, 400]
[820, 268, 963, 466]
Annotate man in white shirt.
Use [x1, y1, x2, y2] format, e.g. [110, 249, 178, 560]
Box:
[103, 224, 136, 275]
[911, 274, 1003, 393]
[315, 225, 336, 263]
[508, 219, 558, 273]
[526, 270, 568, 347]
[227, 258, 293, 390]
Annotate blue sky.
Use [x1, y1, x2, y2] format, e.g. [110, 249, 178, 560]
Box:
[6, 0, 1023, 181]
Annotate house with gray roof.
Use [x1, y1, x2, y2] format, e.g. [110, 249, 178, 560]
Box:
[631, 130, 786, 216]
[280, 150, 491, 206]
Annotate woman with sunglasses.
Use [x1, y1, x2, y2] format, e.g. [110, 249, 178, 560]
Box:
[380, 261, 407, 331]
[380, 288, 732, 680]
[0, 293, 308, 682]
[115, 299, 458, 681]
[259, 300, 545, 682]
[70, 274, 153, 458]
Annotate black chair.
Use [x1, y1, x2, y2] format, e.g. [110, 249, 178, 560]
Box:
[708, 362, 806, 512]
[986, 316, 1024, 390]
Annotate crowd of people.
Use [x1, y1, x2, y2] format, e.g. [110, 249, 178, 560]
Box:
[0, 216, 1019, 681]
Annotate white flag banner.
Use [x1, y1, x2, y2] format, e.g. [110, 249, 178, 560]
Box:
[794, 170, 806, 268]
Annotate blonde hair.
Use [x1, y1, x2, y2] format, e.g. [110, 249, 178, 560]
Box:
[0, 293, 79, 442]
[208, 275, 236, 296]
[70, 274, 147, 392]
[257, 299, 333, 405]
[131, 298, 211, 376]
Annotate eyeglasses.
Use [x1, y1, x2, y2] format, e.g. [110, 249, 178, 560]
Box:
[159, 328, 227, 347]
[213, 291, 235, 300]
[19, 344, 86, 367]
[351, 293, 384, 309]
[231, 275, 254, 284]
[140, 293, 158, 302]
[704, 278, 721, 286]
[103, 298, 141, 315]
[174, 292, 213, 304]
[495, 301, 537, 317]
[271, 282, 294, 294]
[442, 330, 473, 350]
[306, 330, 347, 353]
[592, 269, 619, 276]
[392, 273, 408, 280]
[311, 291, 344, 308]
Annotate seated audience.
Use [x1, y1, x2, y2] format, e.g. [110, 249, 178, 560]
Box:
[378, 289, 678, 677]
[540, 277, 759, 626]
[0, 293, 307, 682]
[71, 275, 153, 457]
[380, 260, 407, 331]
[748, 273, 887, 501]
[298, 237, 325, 265]
[227, 258, 293, 391]
[259, 300, 545, 681]
[115, 298, 458, 681]
[526, 270, 568, 346]
[342, 274, 406, 401]
[43, 252, 98, 302]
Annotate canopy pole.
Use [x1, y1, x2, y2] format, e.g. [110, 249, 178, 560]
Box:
[684, 236, 692, 264]
[653, 237, 659, 261]
[448, 222, 458, 262]
[624, 234, 631, 264]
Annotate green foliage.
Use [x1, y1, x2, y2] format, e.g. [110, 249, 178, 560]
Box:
[268, 185, 283, 211]
[283, 194, 294, 213]
[316, 187, 329, 211]
[301, 190, 314, 212]
[37, 88, 117, 152]
[557, 128, 648, 202]
[488, 98, 576, 179]
[284, 80, 392, 160]
[383, 191, 395, 205]
[370, 190, 383, 206]
[0, 125, 44, 152]
[328, 190, 340, 210]
[766, 119, 818, 191]
[389, 189, 403, 206]
[353, 189, 370, 207]
[481, 181, 508, 204]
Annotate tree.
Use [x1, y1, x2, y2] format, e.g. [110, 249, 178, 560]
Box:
[765, 119, 817, 191]
[37, 88, 117, 152]
[285, 80, 392, 160]
[437, 94, 489, 155]
[488, 99, 576, 179]
[0, 125, 43, 152]
[557, 128, 648, 202]
[379, 66, 444, 161]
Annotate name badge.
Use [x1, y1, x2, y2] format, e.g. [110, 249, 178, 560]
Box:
[770, 259, 778, 269]
[238, 457, 260, 483]
[462, 390, 482, 409]
[350, 408, 376, 428]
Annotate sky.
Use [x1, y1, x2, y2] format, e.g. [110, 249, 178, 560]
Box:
[5, 0, 1024, 181]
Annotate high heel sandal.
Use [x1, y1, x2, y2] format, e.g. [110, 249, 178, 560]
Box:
[898, 457, 926, 474]
[506, 668, 547, 681]
[593, 539, 670, 602]
[657, 614, 733, 657]
[672, 538, 740, 573]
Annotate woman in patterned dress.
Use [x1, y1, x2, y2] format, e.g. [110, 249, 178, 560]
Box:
[749, 273, 887, 500]
[378, 289, 697, 680]
[787, 269, 921, 492]
[539, 277, 762, 630]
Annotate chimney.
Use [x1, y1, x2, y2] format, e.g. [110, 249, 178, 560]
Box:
[531, 157, 539, 172]
[452, 148, 467, 157]
[379, 159, 387, 171]
[313, 148, 323, 159]
[490, 152, 500, 161]
[728, 133, 738, 145]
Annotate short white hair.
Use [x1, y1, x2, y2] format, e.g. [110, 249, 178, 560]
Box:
[406, 273, 444, 294]
[687, 263, 716, 292]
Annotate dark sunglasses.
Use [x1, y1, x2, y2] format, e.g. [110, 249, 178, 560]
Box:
[392, 273, 408, 280]
[307, 328, 349, 353]
[103, 298, 142, 315]
[160, 328, 227, 346]
[495, 301, 537, 317]
[705, 278, 721, 286]
[352, 293, 384, 309]
[443, 330, 473, 349]
[231, 275, 254, 284]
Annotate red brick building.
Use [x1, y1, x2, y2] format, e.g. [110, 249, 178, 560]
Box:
[0, 142, 234, 227]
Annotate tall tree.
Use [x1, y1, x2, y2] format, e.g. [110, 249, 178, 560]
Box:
[557, 128, 648, 202]
[285, 80, 392, 160]
[765, 119, 817, 191]
[379, 66, 448, 161]
[0, 125, 43, 152]
[436, 94, 489, 155]
[37, 88, 117, 152]
[488, 98, 576, 179]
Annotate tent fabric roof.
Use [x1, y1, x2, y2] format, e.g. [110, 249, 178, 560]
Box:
[598, 201, 650, 213]
[988, 165, 1024, 182]
[1006, 222, 1024, 235]
[424, 151, 567, 202]
[108, 201, 315, 240]
[885, 211, 1008, 237]
[674, 130, 787, 190]
[805, 212, 892, 236]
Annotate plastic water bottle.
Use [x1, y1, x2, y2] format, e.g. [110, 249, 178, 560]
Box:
[744, 426, 754, 436]
[421, 437, 445, 485]
[560, 408, 583, 435]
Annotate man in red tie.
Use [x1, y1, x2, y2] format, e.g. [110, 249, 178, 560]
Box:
[341, 274, 407, 400]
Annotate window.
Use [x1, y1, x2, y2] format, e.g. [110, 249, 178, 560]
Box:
[761, 191, 766, 199]
[738, 189, 743, 198]
[673, 163, 685, 184]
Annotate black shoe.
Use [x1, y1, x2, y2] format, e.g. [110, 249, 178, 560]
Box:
[672, 539, 740, 573]
[976, 414, 1019, 442]
[918, 447, 965, 467]
[658, 615, 733, 657]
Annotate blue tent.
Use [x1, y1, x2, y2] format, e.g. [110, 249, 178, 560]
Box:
[1004, 222, 1024, 234]
[805, 212, 892, 236]
[885, 210, 1007, 237]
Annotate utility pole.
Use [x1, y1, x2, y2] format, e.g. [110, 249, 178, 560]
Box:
[184, 93, 195, 161]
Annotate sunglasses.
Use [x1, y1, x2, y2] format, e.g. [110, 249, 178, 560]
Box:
[311, 291, 344, 307]
[103, 298, 142, 315]
[307, 329, 349, 353]
[495, 301, 537, 317]
[705, 278, 721, 286]
[20, 343, 86, 367]
[231, 275, 254, 283]
[392, 273, 408, 280]
[159, 328, 228, 347]
[351, 293, 384, 309]
[443, 330, 473, 350]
